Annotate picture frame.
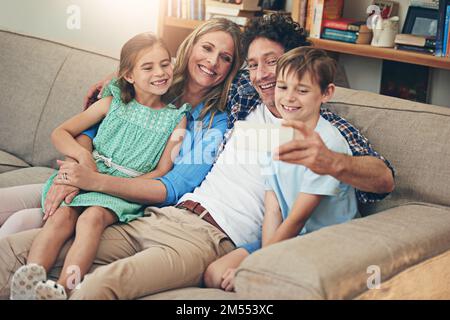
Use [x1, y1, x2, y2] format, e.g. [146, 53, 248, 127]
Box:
[402, 6, 439, 38]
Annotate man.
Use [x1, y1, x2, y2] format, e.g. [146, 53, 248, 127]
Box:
[0, 15, 394, 299]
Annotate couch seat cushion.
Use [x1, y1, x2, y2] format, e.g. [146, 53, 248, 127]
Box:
[0, 150, 30, 174]
[235, 204, 450, 299]
[0, 167, 54, 188]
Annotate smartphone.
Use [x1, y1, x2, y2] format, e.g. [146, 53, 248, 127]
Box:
[233, 121, 294, 153]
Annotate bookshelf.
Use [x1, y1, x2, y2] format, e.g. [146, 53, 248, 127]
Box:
[309, 38, 450, 70]
[158, 2, 450, 71]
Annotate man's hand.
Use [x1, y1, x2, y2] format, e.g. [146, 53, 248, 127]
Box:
[43, 184, 79, 221]
[83, 74, 114, 110]
[220, 268, 237, 292]
[54, 160, 99, 191]
[274, 120, 339, 176]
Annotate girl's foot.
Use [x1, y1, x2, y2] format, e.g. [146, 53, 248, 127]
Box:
[34, 280, 67, 300]
[10, 263, 47, 300]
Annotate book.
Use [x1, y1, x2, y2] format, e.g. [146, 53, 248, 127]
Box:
[298, 0, 308, 28]
[322, 28, 358, 42]
[435, 0, 450, 56]
[321, 27, 373, 44]
[306, 0, 344, 37]
[394, 34, 436, 48]
[323, 0, 344, 20]
[291, 0, 308, 27]
[395, 44, 435, 54]
[309, 0, 325, 38]
[322, 18, 369, 31]
[443, 5, 450, 56]
[305, 0, 315, 33]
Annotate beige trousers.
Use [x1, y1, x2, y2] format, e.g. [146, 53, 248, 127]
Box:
[0, 205, 235, 300]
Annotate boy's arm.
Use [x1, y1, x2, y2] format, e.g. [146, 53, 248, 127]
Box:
[51, 97, 111, 169]
[140, 117, 187, 180]
[262, 191, 283, 247]
[264, 193, 322, 247]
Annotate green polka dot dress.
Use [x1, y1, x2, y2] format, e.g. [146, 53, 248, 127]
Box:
[42, 79, 190, 223]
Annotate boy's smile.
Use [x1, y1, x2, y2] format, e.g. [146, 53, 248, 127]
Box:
[275, 70, 334, 129]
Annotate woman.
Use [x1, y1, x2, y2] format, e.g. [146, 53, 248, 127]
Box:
[0, 18, 243, 239]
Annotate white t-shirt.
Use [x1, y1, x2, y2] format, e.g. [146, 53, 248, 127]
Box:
[178, 104, 281, 246]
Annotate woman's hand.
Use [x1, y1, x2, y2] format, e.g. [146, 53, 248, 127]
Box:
[220, 268, 237, 292]
[82, 73, 114, 110]
[54, 160, 98, 191]
[43, 184, 80, 220]
[78, 151, 98, 172]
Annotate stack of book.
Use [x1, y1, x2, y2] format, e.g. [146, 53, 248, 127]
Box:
[436, 0, 450, 57]
[305, 0, 345, 38]
[321, 18, 373, 44]
[205, 0, 261, 26]
[394, 34, 436, 55]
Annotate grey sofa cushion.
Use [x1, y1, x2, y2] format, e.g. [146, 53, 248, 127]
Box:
[326, 88, 450, 215]
[0, 30, 118, 168]
[33, 50, 118, 168]
[0, 150, 29, 174]
[0, 167, 54, 188]
[0, 31, 70, 166]
[235, 203, 450, 299]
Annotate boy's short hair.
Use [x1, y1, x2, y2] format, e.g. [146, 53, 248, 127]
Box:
[242, 14, 310, 56]
[276, 47, 337, 93]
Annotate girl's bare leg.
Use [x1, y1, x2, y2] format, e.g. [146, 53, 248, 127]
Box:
[27, 206, 80, 271]
[57, 206, 117, 293]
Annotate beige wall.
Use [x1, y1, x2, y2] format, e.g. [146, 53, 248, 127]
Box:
[0, 0, 161, 59]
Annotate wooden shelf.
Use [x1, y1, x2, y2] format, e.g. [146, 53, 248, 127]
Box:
[159, 14, 450, 71]
[309, 38, 450, 71]
[164, 16, 204, 30]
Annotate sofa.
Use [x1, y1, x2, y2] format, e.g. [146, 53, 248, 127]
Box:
[1, 30, 450, 300]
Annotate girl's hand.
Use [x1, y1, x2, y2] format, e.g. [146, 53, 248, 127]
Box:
[54, 160, 98, 191]
[220, 268, 237, 292]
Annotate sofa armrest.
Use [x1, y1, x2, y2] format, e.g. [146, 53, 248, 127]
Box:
[234, 203, 450, 299]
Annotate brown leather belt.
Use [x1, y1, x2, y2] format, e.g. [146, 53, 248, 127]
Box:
[177, 200, 228, 237]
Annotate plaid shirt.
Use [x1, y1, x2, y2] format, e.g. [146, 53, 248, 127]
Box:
[220, 70, 395, 204]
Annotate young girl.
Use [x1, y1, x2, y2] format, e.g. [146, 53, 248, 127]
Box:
[10, 32, 190, 300]
[204, 47, 359, 292]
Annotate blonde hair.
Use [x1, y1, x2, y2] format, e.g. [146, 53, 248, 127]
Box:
[276, 47, 337, 94]
[117, 32, 170, 104]
[165, 18, 243, 122]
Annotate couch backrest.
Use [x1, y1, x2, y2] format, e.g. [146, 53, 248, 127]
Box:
[326, 87, 450, 215]
[0, 30, 118, 168]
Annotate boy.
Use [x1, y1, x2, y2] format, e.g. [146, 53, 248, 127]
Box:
[204, 47, 359, 291]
